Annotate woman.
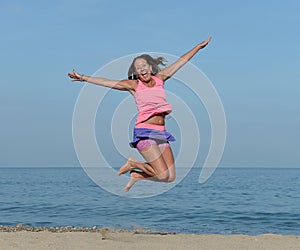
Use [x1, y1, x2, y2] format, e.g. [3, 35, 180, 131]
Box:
[68, 37, 211, 191]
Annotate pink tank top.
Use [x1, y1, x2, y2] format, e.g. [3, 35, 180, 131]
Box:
[134, 76, 172, 126]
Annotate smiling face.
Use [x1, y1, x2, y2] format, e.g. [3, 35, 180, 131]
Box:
[134, 58, 153, 82]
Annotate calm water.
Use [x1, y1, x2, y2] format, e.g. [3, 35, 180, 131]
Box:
[0, 167, 299, 235]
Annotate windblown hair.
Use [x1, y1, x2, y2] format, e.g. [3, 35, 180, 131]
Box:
[128, 54, 167, 80]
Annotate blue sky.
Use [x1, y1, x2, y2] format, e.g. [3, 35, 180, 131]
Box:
[1, 0, 299, 167]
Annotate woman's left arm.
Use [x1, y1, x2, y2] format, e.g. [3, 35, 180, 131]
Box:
[156, 37, 211, 82]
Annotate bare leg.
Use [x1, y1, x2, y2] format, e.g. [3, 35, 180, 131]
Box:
[158, 143, 176, 182]
[121, 142, 176, 192]
[124, 144, 176, 191]
[119, 143, 169, 179]
[124, 174, 138, 192]
[118, 157, 156, 176]
[125, 170, 168, 192]
[124, 170, 150, 192]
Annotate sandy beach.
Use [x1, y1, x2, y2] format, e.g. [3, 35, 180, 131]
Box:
[0, 227, 299, 250]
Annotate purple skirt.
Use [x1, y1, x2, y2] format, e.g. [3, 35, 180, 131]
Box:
[129, 128, 176, 148]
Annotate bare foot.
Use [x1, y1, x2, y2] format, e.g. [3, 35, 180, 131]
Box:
[118, 157, 137, 176]
[124, 171, 141, 192]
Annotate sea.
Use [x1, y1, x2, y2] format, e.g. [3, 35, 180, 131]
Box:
[0, 167, 299, 235]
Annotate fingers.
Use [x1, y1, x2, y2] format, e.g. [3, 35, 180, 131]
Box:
[199, 37, 212, 49]
[73, 69, 80, 77]
[202, 37, 211, 42]
[68, 75, 79, 82]
[68, 73, 76, 79]
[203, 37, 211, 44]
[68, 69, 82, 82]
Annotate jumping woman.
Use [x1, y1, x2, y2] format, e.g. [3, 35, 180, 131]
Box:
[68, 37, 211, 191]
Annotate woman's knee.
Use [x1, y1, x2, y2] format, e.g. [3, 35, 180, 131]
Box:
[156, 171, 176, 182]
[156, 170, 169, 182]
[167, 174, 176, 182]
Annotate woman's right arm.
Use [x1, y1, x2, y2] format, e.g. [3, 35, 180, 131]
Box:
[68, 69, 136, 92]
[156, 37, 211, 82]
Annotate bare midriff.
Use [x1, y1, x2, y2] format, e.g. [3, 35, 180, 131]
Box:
[142, 113, 166, 126]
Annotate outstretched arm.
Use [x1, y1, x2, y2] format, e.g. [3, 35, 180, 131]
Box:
[68, 70, 136, 92]
[156, 37, 211, 82]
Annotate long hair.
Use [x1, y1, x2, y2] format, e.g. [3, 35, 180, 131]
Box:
[128, 54, 167, 80]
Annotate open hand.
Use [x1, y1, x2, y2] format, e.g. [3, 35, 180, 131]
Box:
[200, 37, 212, 49]
[68, 69, 84, 82]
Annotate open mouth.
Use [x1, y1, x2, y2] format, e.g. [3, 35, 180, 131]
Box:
[141, 73, 150, 80]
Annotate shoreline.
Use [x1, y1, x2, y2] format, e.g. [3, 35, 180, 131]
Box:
[1, 224, 299, 236]
[0, 224, 176, 235]
[1, 225, 299, 250]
